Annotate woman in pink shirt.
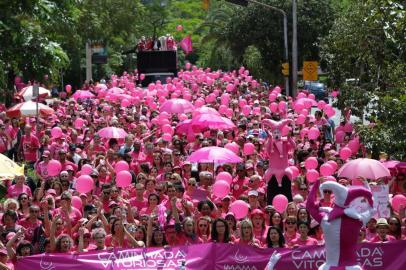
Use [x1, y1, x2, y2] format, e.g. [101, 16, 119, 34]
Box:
[7, 176, 32, 199]
[284, 216, 300, 246]
[291, 221, 318, 247]
[266, 226, 286, 248]
[235, 219, 261, 247]
[250, 209, 268, 246]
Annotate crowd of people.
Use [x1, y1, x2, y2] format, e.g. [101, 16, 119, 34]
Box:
[0, 65, 405, 270]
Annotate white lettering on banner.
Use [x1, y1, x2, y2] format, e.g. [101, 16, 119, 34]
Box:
[223, 265, 258, 270]
[96, 249, 186, 269]
[233, 249, 249, 264]
[356, 247, 383, 267]
[291, 247, 384, 269]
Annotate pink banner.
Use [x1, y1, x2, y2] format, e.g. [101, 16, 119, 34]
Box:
[17, 241, 406, 270]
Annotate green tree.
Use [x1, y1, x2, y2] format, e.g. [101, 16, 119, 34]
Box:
[321, 0, 406, 159]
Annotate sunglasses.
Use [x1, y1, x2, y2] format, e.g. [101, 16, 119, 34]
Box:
[20, 197, 29, 200]
[323, 190, 332, 194]
[156, 189, 162, 192]
[389, 222, 399, 225]
[61, 197, 71, 201]
[286, 221, 296, 225]
[103, 191, 111, 195]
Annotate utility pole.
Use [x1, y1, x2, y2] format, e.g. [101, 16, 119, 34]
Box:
[292, 0, 298, 97]
[86, 41, 92, 82]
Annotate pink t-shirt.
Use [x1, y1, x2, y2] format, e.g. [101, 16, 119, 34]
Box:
[21, 134, 40, 161]
[18, 218, 42, 241]
[35, 161, 49, 179]
[291, 236, 319, 246]
[369, 234, 396, 243]
[7, 184, 32, 199]
[129, 198, 147, 211]
[53, 207, 82, 226]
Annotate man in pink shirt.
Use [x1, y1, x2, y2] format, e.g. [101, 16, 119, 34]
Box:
[129, 183, 147, 211]
[370, 218, 396, 243]
[19, 125, 39, 164]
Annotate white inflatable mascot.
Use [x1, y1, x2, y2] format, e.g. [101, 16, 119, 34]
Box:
[306, 180, 374, 270]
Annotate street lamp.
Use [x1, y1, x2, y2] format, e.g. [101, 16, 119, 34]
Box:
[225, 0, 289, 96]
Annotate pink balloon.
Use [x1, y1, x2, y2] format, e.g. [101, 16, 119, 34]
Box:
[230, 200, 249, 219]
[212, 180, 230, 198]
[140, 74, 145, 80]
[71, 196, 82, 211]
[318, 100, 326, 110]
[47, 160, 62, 177]
[242, 105, 251, 116]
[243, 143, 255, 155]
[301, 109, 309, 116]
[269, 93, 276, 102]
[225, 142, 239, 155]
[297, 92, 306, 99]
[270, 102, 278, 113]
[278, 101, 286, 112]
[339, 147, 352, 160]
[65, 85, 72, 92]
[225, 108, 233, 118]
[81, 164, 93, 175]
[392, 195, 406, 213]
[348, 139, 360, 154]
[320, 163, 334, 176]
[76, 175, 93, 193]
[216, 172, 233, 185]
[51, 127, 63, 138]
[114, 161, 129, 173]
[74, 118, 84, 129]
[325, 108, 336, 117]
[272, 194, 289, 213]
[289, 166, 300, 179]
[306, 169, 320, 183]
[178, 114, 188, 121]
[116, 171, 132, 188]
[336, 131, 345, 143]
[296, 114, 306, 125]
[162, 133, 172, 142]
[305, 157, 318, 170]
[294, 102, 305, 113]
[226, 84, 235, 92]
[239, 99, 247, 108]
[121, 99, 131, 107]
[308, 127, 320, 140]
[176, 24, 183, 31]
[344, 123, 353, 133]
[331, 91, 339, 97]
[162, 124, 173, 135]
[327, 160, 338, 172]
[300, 128, 309, 139]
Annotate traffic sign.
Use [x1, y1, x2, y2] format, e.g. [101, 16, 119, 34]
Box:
[282, 62, 289, 76]
[303, 61, 318, 81]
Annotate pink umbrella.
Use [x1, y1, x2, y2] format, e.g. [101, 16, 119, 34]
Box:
[338, 158, 391, 180]
[160, 98, 194, 114]
[383, 160, 400, 169]
[191, 113, 235, 130]
[97, 127, 128, 139]
[72, 90, 95, 100]
[195, 106, 220, 116]
[6, 100, 54, 118]
[176, 119, 197, 134]
[295, 97, 318, 107]
[187, 146, 243, 163]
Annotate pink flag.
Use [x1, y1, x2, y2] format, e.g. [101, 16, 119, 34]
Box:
[179, 35, 193, 54]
